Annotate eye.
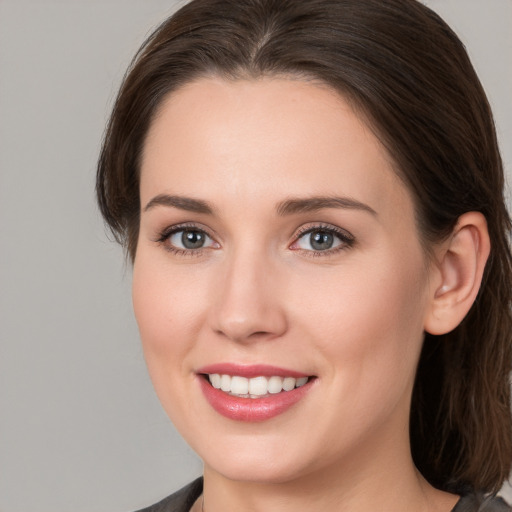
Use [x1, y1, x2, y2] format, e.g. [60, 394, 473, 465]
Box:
[169, 229, 214, 250]
[156, 225, 218, 254]
[291, 226, 354, 253]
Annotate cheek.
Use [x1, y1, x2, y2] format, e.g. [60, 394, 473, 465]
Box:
[293, 250, 429, 393]
[131, 254, 211, 432]
[132, 254, 207, 369]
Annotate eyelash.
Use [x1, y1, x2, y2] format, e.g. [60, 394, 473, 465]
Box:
[155, 223, 216, 257]
[291, 224, 355, 257]
[154, 223, 355, 257]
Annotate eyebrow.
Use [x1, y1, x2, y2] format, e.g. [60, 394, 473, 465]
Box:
[143, 194, 215, 215]
[276, 196, 377, 216]
[143, 193, 377, 217]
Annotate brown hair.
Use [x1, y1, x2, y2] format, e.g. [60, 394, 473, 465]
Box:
[96, 0, 512, 494]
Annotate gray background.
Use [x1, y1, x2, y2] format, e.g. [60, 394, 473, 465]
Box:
[0, 1, 510, 511]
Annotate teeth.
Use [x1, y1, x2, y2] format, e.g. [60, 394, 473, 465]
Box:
[296, 377, 308, 387]
[220, 374, 231, 392]
[208, 374, 309, 397]
[282, 377, 296, 391]
[248, 376, 267, 395]
[230, 376, 249, 395]
[268, 376, 283, 394]
[210, 373, 221, 389]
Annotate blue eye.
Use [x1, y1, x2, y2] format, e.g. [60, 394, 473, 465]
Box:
[158, 227, 217, 253]
[169, 229, 213, 249]
[294, 226, 354, 252]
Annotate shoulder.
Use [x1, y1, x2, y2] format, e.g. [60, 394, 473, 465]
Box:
[133, 478, 203, 512]
[452, 492, 512, 512]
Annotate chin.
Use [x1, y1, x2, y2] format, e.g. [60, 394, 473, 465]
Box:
[205, 455, 310, 484]
[192, 428, 329, 485]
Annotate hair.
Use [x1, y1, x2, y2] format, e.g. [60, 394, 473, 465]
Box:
[96, 0, 512, 495]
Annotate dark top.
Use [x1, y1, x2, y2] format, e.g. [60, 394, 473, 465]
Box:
[135, 478, 512, 512]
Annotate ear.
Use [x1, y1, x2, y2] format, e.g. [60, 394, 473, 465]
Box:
[424, 212, 490, 335]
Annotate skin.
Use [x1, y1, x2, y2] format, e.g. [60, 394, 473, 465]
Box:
[133, 77, 470, 512]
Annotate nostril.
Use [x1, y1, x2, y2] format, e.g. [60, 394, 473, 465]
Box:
[251, 331, 273, 338]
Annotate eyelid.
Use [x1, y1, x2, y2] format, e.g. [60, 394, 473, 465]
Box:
[290, 223, 355, 254]
[155, 221, 213, 240]
[153, 221, 354, 256]
[154, 222, 220, 254]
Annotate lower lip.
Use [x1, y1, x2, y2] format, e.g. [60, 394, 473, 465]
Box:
[198, 376, 314, 422]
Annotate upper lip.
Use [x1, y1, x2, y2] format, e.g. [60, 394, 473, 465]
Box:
[197, 363, 311, 379]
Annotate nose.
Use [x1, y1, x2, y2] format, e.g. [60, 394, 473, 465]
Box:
[209, 248, 288, 343]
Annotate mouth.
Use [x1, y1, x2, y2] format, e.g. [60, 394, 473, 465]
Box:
[204, 373, 310, 398]
[197, 364, 316, 422]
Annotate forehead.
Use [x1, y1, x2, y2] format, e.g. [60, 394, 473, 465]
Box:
[140, 77, 412, 222]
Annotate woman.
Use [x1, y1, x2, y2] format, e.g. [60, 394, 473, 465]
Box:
[96, 0, 512, 510]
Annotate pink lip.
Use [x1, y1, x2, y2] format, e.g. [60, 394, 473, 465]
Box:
[196, 364, 315, 422]
[197, 363, 309, 379]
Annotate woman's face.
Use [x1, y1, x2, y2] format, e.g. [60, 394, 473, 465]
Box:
[134, 77, 434, 484]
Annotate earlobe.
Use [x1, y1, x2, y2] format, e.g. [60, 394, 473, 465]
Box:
[424, 212, 490, 335]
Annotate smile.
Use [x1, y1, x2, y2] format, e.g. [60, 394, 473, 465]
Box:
[197, 364, 316, 422]
[207, 374, 309, 398]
